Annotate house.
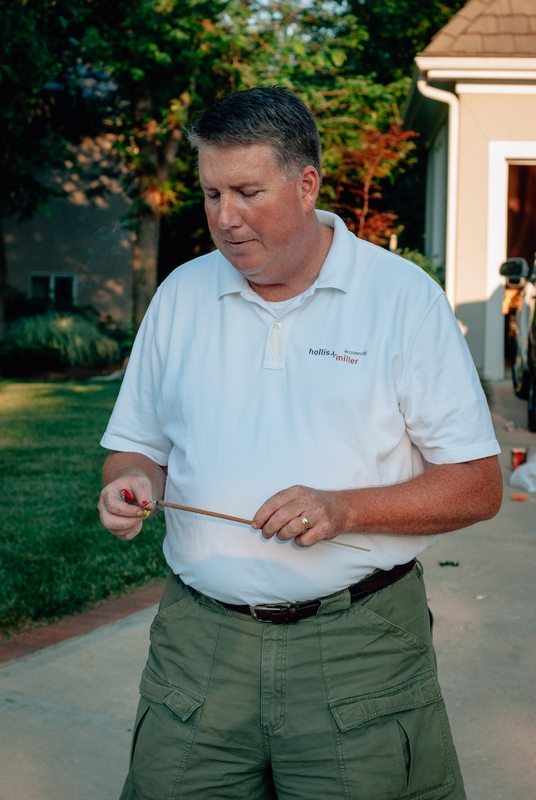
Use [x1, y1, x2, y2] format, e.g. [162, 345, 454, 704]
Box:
[3, 137, 133, 329]
[403, 0, 536, 380]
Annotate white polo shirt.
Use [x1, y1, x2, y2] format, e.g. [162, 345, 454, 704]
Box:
[101, 210, 500, 605]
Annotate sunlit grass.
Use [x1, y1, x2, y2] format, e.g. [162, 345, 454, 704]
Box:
[0, 380, 168, 638]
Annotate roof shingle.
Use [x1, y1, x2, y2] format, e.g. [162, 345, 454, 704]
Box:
[424, 0, 536, 55]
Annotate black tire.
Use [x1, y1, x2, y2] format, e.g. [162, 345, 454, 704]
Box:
[528, 365, 536, 432]
[512, 346, 530, 399]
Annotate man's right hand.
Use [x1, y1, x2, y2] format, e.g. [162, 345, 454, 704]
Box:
[98, 452, 168, 540]
[98, 474, 156, 540]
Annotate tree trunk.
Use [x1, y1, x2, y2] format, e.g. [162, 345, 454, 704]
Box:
[0, 217, 6, 341]
[132, 211, 161, 328]
[130, 92, 186, 328]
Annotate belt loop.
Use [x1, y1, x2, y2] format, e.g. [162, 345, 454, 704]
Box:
[317, 585, 352, 616]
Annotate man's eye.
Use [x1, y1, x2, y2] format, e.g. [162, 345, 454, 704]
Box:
[240, 190, 259, 198]
[205, 193, 219, 200]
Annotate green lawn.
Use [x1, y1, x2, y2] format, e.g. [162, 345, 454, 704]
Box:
[0, 380, 168, 638]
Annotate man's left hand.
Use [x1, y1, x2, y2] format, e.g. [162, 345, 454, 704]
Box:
[251, 457, 503, 545]
[252, 485, 346, 547]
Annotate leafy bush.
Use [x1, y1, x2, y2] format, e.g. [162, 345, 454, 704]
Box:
[105, 317, 135, 362]
[1, 312, 120, 376]
[4, 284, 50, 323]
[397, 248, 445, 288]
[478, 371, 493, 406]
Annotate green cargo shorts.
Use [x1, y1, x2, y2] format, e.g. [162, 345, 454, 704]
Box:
[120, 564, 465, 800]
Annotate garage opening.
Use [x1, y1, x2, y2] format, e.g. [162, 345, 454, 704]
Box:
[504, 164, 536, 366]
[508, 164, 536, 267]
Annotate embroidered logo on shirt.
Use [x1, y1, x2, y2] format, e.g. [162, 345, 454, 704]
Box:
[308, 348, 366, 364]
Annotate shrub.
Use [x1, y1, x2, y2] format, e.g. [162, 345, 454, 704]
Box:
[478, 371, 493, 406]
[1, 312, 120, 376]
[397, 248, 445, 289]
[3, 284, 50, 323]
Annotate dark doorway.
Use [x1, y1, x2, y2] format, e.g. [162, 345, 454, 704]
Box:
[504, 164, 536, 366]
[507, 164, 536, 266]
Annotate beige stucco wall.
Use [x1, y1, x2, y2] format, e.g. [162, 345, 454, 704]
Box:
[455, 90, 536, 377]
[4, 193, 133, 329]
[4, 136, 133, 329]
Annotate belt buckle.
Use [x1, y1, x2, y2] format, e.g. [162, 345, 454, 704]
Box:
[250, 602, 291, 621]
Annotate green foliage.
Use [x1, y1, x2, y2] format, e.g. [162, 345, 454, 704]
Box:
[1, 0, 465, 296]
[3, 284, 51, 323]
[397, 248, 445, 288]
[477, 371, 493, 406]
[0, 381, 167, 637]
[3, 312, 120, 367]
[1, 0, 464, 227]
[68, 0, 236, 220]
[225, 1, 451, 247]
[0, 0, 78, 220]
[340, 0, 462, 248]
[216, 2, 417, 244]
[55, 0, 421, 239]
[347, 0, 464, 83]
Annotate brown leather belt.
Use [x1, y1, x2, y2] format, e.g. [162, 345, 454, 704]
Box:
[216, 559, 416, 624]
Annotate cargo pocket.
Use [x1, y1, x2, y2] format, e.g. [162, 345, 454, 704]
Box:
[129, 667, 204, 800]
[329, 671, 457, 800]
[150, 594, 197, 636]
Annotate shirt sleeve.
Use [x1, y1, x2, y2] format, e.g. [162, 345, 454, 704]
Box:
[398, 292, 500, 464]
[100, 296, 172, 466]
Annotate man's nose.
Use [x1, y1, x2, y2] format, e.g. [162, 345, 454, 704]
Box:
[217, 195, 241, 229]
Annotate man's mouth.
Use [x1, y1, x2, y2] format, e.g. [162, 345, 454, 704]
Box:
[225, 238, 255, 247]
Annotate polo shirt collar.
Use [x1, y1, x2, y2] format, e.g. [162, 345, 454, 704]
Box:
[216, 209, 356, 299]
[314, 210, 356, 294]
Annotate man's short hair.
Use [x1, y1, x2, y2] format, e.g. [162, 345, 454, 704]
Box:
[188, 86, 322, 181]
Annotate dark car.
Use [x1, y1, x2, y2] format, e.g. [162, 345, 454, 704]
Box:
[501, 257, 536, 432]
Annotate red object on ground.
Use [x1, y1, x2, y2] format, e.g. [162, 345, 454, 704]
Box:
[511, 493, 529, 502]
[511, 448, 528, 470]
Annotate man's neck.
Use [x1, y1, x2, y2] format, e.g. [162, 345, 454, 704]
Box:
[248, 220, 334, 301]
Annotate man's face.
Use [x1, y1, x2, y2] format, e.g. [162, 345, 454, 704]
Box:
[198, 142, 317, 289]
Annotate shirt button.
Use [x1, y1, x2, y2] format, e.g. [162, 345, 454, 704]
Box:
[274, 322, 282, 329]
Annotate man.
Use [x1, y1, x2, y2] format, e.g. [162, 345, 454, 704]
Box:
[99, 86, 502, 800]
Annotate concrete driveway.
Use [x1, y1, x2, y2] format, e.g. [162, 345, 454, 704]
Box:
[419, 380, 536, 800]
[0, 380, 534, 800]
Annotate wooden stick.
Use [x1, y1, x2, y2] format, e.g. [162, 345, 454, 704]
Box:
[154, 499, 251, 525]
[152, 499, 371, 552]
[322, 539, 371, 553]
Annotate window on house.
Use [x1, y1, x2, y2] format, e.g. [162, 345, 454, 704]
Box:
[29, 274, 76, 308]
[29, 275, 51, 302]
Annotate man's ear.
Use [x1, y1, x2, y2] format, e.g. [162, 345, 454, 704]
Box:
[299, 165, 320, 212]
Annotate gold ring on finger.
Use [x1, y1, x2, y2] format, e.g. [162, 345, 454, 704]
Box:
[300, 515, 310, 533]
